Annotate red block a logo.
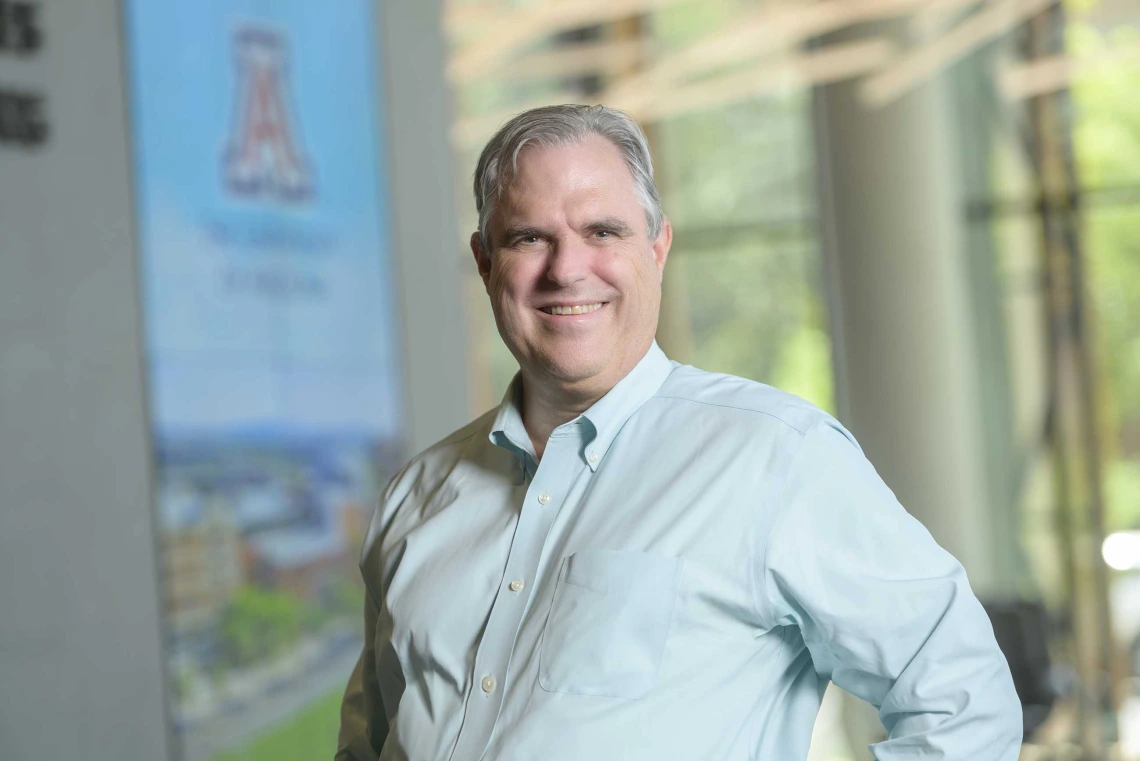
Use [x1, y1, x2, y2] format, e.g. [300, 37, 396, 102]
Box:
[222, 26, 314, 202]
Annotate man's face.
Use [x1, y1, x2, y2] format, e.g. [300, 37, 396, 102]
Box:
[471, 134, 672, 395]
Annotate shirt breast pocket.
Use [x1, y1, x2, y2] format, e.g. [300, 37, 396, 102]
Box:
[539, 549, 682, 699]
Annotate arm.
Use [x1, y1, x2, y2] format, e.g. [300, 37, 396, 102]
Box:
[761, 420, 1022, 760]
[337, 464, 412, 761]
[335, 587, 388, 761]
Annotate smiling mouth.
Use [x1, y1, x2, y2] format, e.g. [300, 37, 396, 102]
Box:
[539, 302, 607, 316]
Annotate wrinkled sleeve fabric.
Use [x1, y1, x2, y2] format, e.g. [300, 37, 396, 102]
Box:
[760, 420, 1023, 760]
[336, 588, 387, 761]
[337, 466, 410, 761]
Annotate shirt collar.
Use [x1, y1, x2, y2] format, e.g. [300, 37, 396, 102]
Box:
[489, 374, 535, 470]
[488, 340, 675, 472]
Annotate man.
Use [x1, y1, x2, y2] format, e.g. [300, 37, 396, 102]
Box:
[337, 104, 1022, 760]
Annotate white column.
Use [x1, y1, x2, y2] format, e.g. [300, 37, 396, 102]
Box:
[811, 24, 1004, 598]
[377, 0, 472, 452]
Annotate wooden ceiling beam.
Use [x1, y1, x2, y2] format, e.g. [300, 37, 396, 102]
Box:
[639, 37, 897, 120]
[450, 37, 897, 148]
[860, 0, 1056, 107]
[599, 0, 928, 109]
[445, 0, 688, 82]
[999, 40, 1140, 100]
[448, 38, 645, 85]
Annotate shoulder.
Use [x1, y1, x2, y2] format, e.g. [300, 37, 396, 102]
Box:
[384, 406, 499, 500]
[653, 363, 857, 446]
[358, 407, 503, 591]
[362, 407, 498, 553]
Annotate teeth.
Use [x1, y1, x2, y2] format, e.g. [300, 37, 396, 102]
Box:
[543, 303, 604, 315]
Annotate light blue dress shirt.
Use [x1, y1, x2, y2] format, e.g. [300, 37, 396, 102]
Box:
[337, 341, 1022, 761]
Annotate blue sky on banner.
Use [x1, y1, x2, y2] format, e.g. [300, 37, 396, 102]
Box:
[125, 0, 402, 440]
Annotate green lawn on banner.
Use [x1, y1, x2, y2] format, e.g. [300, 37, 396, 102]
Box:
[211, 687, 342, 761]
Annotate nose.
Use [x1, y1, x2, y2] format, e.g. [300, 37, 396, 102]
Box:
[544, 237, 590, 287]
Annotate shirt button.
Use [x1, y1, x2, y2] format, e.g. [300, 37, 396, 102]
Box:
[481, 675, 497, 693]
[509, 578, 524, 593]
[587, 451, 599, 464]
[537, 492, 551, 505]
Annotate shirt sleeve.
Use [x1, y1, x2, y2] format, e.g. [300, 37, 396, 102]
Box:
[337, 463, 411, 761]
[336, 588, 388, 761]
[760, 419, 1023, 760]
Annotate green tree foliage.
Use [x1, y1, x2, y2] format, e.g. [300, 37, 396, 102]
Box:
[218, 586, 318, 668]
[657, 97, 835, 412]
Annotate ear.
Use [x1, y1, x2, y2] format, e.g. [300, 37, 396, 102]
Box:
[470, 231, 492, 292]
[651, 216, 672, 276]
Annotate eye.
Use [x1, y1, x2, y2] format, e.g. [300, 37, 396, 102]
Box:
[595, 230, 612, 238]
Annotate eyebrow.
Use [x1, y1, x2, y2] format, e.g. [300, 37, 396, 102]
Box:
[582, 217, 635, 236]
[501, 224, 549, 239]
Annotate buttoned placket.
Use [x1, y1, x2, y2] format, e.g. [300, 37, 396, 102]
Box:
[446, 427, 587, 761]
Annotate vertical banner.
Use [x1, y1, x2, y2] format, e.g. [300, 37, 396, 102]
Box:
[123, 3, 403, 759]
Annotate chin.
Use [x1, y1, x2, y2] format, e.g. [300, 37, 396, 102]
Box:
[535, 348, 609, 385]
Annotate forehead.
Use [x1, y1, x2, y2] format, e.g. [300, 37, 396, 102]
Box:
[498, 134, 639, 216]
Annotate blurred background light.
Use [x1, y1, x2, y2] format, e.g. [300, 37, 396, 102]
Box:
[1104, 531, 1140, 572]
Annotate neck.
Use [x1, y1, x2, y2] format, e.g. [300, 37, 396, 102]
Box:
[518, 339, 654, 459]
[519, 373, 600, 460]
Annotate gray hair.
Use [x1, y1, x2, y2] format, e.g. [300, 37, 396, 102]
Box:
[473, 104, 664, 252]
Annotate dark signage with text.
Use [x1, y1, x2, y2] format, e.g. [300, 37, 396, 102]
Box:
[0, 1, 46, 149]
[0, 87, 46, 145]
[0, 1, 42, 53]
